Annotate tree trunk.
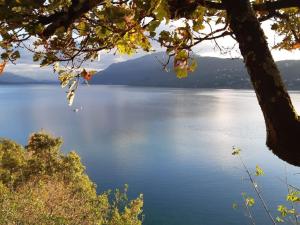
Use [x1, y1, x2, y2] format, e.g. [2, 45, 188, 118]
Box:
[222, 0, 300, 166]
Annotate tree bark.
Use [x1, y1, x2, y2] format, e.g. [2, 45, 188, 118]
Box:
[222, 0, 300, 166]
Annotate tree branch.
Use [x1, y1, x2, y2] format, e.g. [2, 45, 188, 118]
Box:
[38, 0, 104, 38]
[253, 0, 300, 12]
[36, 0, 300, 39]
[194, 0, 300, 11]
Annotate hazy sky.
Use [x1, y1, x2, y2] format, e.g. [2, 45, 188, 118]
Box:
[4, 21, 300, 80]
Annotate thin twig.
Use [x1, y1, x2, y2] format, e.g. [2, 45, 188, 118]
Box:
[284, 165, 299, 225]
[238, 155, 277, 225]
[241, 194, 256, 225]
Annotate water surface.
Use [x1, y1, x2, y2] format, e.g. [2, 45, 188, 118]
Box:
[1, 85, 300, 225]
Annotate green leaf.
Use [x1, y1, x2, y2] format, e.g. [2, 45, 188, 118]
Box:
[278, 205, 288, 217]
[232, 147, 241, 156]
[232, 202, 238, 209]
[276, 217, 284, 223]
[95, 27, 110, 38]
[189, 60, 197, 72]
[271, 23, 279, 30]
[89, 70, 97, 75]
[255, 165, 264, 176]
[245, 197, 255, 207]
[33, 53, 43, 62]
[148, 20, 161, 33]
[154, 0, 170, 21]
[174, 67, 188, 79]
[11, 51, 20, 60]
[77, 21, 88, 35]
[1, 52, 9, 61]
[286, 191, 300, 202]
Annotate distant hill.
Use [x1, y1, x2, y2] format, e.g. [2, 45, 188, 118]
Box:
[92, 53, 300, 89]
[0, 72, 57, 84]
[0, 72, 36, 84]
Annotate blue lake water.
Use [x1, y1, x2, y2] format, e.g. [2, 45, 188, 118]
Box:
[1, 85, 300, 225]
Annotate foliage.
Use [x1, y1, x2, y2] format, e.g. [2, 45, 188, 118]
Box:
[270, 7, 300, 50]
[0, 132, 143, 225]
[54, 63, 97, 105]
[0, 0, 298, 105]
[0, 0, 297, 73]
[232, 147, 300, 225]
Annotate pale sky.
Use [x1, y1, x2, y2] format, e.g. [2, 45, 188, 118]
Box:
[194, 21, 300, 61]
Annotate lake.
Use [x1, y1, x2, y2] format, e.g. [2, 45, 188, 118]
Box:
[1, 85, 300, 225]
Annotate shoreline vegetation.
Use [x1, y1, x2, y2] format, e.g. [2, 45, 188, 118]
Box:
[0, 132, 143, 225]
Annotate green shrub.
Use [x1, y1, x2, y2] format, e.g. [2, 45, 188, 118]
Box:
[0, 132, 143, 225]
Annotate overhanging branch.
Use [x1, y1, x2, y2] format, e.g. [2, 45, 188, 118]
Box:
[38, 0, 104, 38]
[253, 0, 300, 11]
[194, 0, 300, 11]
[36, 0, 300, 39]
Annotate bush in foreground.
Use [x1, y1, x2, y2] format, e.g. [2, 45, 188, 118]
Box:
[0, 132, 143, 225]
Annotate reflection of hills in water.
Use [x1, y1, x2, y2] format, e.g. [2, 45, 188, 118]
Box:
[93, 53, 300, 89]
[1, 85, 299, 225]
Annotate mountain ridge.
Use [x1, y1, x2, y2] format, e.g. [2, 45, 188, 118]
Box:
[0, 72, 36, 84]
[91, 53, 300, 90]
[0, 72, 58, 84]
